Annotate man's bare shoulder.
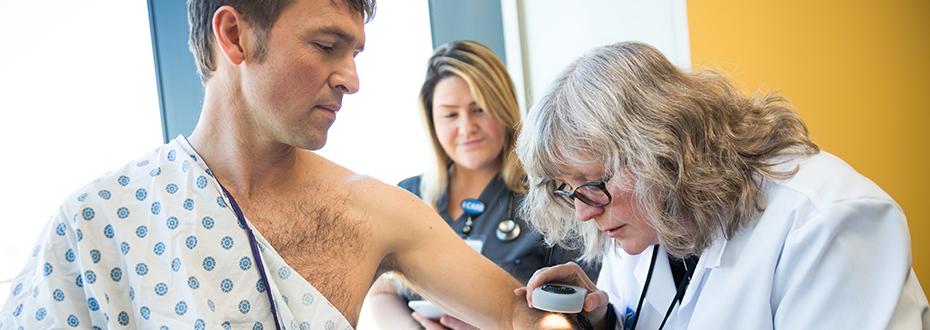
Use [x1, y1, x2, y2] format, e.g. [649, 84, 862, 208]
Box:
[303, 151, 425, 208]
[301, 151, 451, 249]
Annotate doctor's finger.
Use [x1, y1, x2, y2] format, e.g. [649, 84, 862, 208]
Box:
[526, 262, 590, 291]
[525, 262, 592, 306]
[439, 315, 480, 330]
[583, 290, 610, 312]
[411, 312, 446, 330]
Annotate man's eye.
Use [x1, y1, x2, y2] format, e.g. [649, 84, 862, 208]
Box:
[316, 43, 335, 52]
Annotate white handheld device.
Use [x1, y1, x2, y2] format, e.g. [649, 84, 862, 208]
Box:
[531, 283, 587, 313]
[408, 300, 447, 320]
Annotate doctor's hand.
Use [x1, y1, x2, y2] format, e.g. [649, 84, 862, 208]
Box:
[411, 312, 481, 330]
[515, 262, 610, 328]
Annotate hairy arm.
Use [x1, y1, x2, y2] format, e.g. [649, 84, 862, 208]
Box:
[361, 181, 576, 329]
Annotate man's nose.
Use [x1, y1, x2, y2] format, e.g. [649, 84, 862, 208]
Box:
[330, 57, 360, 94]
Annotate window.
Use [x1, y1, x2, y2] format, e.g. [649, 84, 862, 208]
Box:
[0, 2, 434, 317]
[0, 1, 162, 303]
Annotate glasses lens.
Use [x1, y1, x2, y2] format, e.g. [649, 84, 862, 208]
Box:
[575, 184, 610, 207]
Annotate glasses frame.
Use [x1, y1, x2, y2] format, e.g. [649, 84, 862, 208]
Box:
[553, 176, 613, 208]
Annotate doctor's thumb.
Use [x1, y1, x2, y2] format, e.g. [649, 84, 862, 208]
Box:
[584, 291, 609, 312]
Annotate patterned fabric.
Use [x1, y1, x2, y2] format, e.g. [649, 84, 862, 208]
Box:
[0, 136, 352, 330]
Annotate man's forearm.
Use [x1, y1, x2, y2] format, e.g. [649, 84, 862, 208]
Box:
[508, 298, 579, 330]
[368, 294, 422, 330]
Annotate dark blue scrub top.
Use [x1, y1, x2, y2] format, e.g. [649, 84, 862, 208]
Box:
[397, 174, 600, 301]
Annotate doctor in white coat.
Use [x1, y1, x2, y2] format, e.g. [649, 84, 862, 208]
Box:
[514, 42, 930, 329]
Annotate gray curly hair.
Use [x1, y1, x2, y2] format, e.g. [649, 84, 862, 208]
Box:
[516, 42, 818, 260]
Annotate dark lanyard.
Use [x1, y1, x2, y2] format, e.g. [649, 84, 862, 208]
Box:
[219, 184, 283, 330]
[630, 245, 697, 330]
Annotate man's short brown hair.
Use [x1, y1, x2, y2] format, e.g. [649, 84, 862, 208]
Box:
[187, 0, 375, 82]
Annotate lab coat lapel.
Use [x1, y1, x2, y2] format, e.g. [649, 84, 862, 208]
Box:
[680, 236, 727, 309]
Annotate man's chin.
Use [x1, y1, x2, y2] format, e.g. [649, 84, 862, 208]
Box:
[304, 120, 334, 151]
[288, 133, 327, 151]
[305, 137, 327, 151]
[297, 126, 330, 151]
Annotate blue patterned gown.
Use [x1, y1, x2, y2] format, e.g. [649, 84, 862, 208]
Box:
[0, 136, 352, 330]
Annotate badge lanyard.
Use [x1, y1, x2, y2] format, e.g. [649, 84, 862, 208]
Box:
[460, 195, 522, 241]
[630, 245, 697, 330]
[459, 199, 485, 238]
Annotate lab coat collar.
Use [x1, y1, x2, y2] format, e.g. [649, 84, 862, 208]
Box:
[680, 235, 728, 308]
[633, 238, 729, 319]
[702, 234, 728, 269]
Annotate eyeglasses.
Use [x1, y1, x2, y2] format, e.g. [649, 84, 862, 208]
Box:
[553, 176, 613, 208]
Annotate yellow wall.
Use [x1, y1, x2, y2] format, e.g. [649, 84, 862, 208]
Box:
[688, 1, 930, 299]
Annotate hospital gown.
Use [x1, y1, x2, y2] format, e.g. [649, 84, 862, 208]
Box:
[0, 136, 352, 330]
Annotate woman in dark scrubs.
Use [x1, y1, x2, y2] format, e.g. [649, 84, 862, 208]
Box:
[368, 40, 599, 330]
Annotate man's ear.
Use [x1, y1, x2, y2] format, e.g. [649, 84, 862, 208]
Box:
[212, 6, 249, 66]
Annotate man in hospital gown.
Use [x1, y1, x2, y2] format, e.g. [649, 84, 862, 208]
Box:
[0, 0, 575, 329]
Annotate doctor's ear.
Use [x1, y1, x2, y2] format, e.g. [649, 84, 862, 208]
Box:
[212, 5, 254, 66]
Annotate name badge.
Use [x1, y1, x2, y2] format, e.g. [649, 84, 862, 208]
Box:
[463, 238, 484, 253]
[461, 199, 485, 215]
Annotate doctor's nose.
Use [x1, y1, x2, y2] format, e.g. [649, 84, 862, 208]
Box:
[574, 199, 603, 222]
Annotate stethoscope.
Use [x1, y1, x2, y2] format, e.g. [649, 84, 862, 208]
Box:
[630, 244, 698, 330]
[459, 194, 520, 241]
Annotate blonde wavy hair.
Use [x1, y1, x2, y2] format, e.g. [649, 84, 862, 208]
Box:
[418, 40, 526, 211]
[516, 42, 819, 260]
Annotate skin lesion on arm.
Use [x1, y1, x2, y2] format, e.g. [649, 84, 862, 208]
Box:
[509, 306, 579, 330]
[538, 314, 576, 329]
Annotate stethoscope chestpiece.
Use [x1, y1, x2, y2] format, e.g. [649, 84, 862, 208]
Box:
[497, 194, 521, 241]
[496, 219, 520, 241]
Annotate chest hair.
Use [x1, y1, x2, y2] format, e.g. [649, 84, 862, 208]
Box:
[241, 188, 373, 325]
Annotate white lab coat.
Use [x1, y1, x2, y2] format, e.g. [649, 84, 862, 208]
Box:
[598, 152, 930, 329]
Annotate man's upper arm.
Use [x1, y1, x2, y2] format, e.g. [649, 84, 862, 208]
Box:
[366, 181, 521, 328]
[1, 205, 91, 327]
